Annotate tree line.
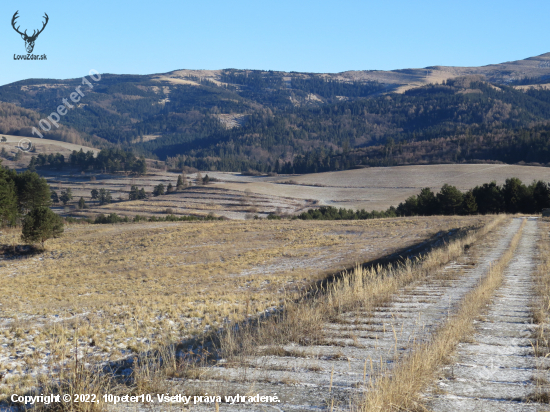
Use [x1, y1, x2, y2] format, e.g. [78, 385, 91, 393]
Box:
[29, 148, 147, 174]
[297, 178, 550, 220]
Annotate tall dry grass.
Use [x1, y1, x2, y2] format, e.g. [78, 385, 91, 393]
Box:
[29, 330, 116, 412]
[358, 218, 525, 412]
[0, 216, 500, 408]
[217, 216, 506, 363]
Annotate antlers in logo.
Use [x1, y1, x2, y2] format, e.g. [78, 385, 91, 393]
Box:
[12, 11, 49, 54]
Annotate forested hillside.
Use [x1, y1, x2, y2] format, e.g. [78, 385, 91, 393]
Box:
[3, 63, 550, 173]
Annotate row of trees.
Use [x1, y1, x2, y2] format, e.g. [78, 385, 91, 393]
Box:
[297, 206, 397, 220]
[397, 178, 550, 216]
[92, 213, 220, 224]
[30, 149, 147, 175]
[151, 173, 209, 197]
[298, 178, 550, 220]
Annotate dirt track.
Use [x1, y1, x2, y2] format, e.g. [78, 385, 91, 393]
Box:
[425, 218, 545, 411]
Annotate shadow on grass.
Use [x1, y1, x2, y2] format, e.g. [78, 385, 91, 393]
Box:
[0, 244, 43, 259]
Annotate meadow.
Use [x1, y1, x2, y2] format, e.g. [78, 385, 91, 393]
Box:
[0, 216, 485, 401]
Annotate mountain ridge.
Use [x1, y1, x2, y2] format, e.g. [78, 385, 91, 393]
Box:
[2, 53, 550, 173]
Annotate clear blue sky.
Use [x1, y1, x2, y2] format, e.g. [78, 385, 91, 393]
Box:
[1, 0, 549, 85]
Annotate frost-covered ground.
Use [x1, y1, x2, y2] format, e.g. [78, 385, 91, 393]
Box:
[425, 218, 548, 411]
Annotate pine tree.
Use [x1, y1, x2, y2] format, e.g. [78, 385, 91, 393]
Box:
[416, 188, 437, 215]
[91, 189, 99, 200]
[28, 156, 37, 173]
[14, 171, 51, 213]
[98, 188, 112, 205]
[21, 207, 64, 248]
[167, 183, 174, 193]
[437, 184, 463, 215]
[502, 178, 525, 214]
[176, 175, 186, 190]
[60, 188, 73, 205]
[0, 167, 18, 227]
[51, 190, 59, 204]
[78, 197, 88, 209]
[138, 188, 147, 199]
[129, 185, 139, 200]
[153, 184, 165, 196]
[462, 190, 478, 215]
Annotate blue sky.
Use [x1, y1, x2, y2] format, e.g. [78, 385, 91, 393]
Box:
[1, 0, 549, 85]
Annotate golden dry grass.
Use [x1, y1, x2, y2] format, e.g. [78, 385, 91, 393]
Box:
[0, 216, 487, 399]
[533, 219, 550, 347]
[0, 136, 98, 170]
[216, 216, 504, 370]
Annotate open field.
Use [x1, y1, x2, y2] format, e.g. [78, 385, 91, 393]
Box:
[23, 154, 550, 220]
[208, 163, 550, 211]
[0, 216, 484, 400]
[0, 135, 99, 170]
[4, 137, 550, 219]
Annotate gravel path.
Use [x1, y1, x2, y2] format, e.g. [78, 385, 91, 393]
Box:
[426, 218, 547, 411]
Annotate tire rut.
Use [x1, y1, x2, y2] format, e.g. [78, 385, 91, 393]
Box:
[425, 218, 545, 412]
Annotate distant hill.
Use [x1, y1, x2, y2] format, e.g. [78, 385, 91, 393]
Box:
[3, 53, 550, 173]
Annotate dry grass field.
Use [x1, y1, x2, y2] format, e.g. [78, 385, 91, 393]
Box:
[0, 216, 486, 400]
[3, 137, 550, 220]
[25, 158, 550, 221]
[209, 163, 550, 211]
[71, 187, 313, 220]
[0, 135, 98, 170]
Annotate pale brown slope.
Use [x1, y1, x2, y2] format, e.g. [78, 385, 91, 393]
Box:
[151, 52, 550, 93]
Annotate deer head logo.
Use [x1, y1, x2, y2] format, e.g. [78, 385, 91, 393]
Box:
[11, 11, 49, 54]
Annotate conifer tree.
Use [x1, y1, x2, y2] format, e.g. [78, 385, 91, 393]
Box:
[462, 190, 478, 215]
[21, 207, 64, 248]
[78, 197, 88, 209]
[60, 188, 73, 205]
[51, 190, 59, 204]
[0, 166, 18, 226]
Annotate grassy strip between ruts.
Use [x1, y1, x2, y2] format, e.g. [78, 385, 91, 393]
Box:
[357, 217, 526, 412]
